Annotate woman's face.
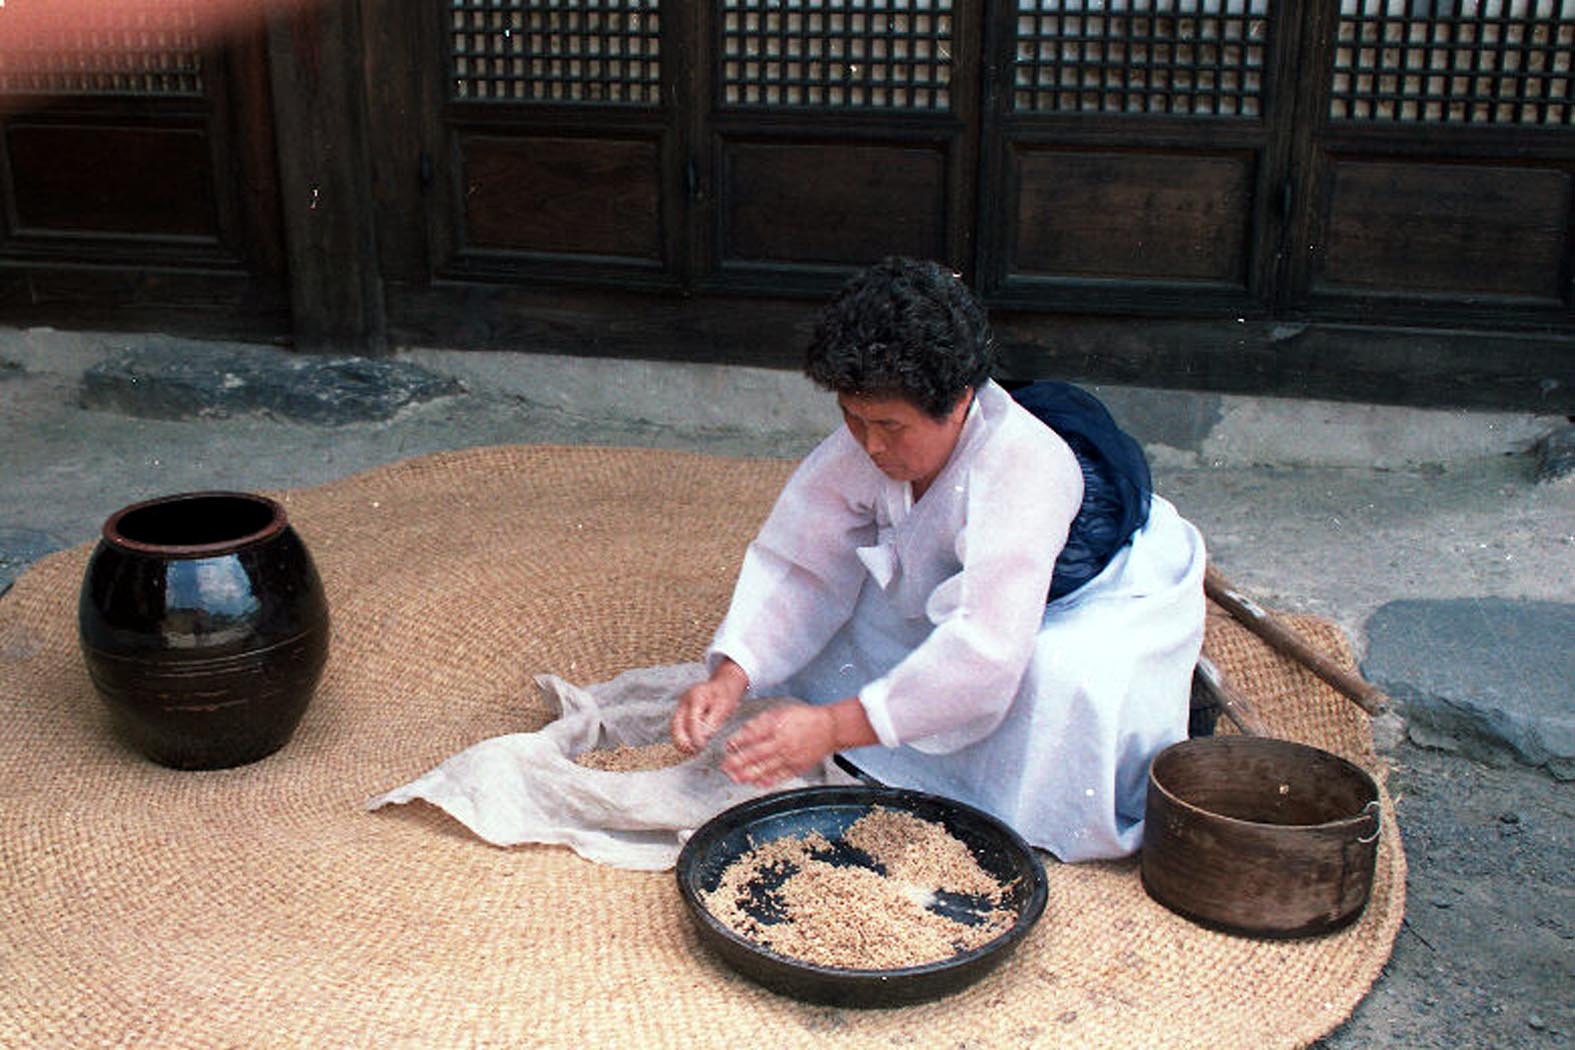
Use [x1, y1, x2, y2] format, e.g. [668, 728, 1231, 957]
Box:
[838, 389, 972, 495]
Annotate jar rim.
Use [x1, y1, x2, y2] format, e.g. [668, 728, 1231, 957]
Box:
[102, 491, 289, 558]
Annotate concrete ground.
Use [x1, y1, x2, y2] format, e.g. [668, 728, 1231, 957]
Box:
[2, 325, 1572, 1048]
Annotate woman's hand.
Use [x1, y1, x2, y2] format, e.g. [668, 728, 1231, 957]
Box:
[721, 698, 878, 787]
[671, 658, 749, 754]
[722, 703, 836, 786]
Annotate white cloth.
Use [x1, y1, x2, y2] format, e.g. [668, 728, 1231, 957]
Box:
[708, 381, 1206, 861]
[366, 664, 855, 871]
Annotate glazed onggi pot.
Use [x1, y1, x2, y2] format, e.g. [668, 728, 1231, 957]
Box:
[78, 491, 330, 770]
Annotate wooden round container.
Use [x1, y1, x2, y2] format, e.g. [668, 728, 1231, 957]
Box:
[1140, 736, 1381, 939]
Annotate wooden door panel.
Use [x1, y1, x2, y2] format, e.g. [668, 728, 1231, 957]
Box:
[370, 0, 1570, 405]
[1284, 0, 1575, 324]
[7, 122, 219, 239]
[1008, 147, 1253, 284]
[0, 3, 252, 269]
[980, 0, 1284, 313]
[428, 0, 679, 286]
[699, 0, 980, 291]
[459, 133, 663, 260]
[720, 139, 949, 266]
[1316, 159, 1571, 301]
[0, 8, 287, 337]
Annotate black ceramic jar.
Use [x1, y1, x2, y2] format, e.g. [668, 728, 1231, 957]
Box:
[78, 491, 330, 770]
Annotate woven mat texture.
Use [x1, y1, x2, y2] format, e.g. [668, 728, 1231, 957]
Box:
[0, 444, 1405, 1049]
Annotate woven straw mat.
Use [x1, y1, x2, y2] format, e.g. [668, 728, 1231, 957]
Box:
[0, 444, 1404, 1049]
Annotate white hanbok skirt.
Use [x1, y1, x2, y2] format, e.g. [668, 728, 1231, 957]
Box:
[770, 495, 1207, 862]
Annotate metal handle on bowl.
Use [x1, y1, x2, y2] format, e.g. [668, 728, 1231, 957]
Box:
[1356, 799, 1382, 845]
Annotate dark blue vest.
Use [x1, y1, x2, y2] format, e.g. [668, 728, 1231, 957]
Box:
[1008, 381, 1153, 602]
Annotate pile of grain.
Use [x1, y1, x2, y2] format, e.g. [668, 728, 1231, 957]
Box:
[844, 807, 1004, 899]
[573, 740, 689, 772]
[701, 807, 1014, 970]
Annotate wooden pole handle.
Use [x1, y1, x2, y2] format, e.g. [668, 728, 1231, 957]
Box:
[1194, 655, 1271, 737]
[1204, 564, 1388, 717]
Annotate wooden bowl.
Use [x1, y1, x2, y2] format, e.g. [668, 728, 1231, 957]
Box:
[1140, 736, 1382, 938]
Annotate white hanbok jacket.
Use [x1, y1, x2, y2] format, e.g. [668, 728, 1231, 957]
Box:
[708, 380, 1206, 861]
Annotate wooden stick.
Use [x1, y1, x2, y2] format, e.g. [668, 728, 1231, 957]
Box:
[1194, 655, 1271, 737]
[1204, 564, 1388, 717]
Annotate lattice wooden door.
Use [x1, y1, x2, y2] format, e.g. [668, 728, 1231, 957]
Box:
[1289, 0, 1575, 325]
[0, 1, 284, 333]
[978, 0, 1575, 327]
[700, 0, 983, 292]
[979, 0, 1299, 314]
[404, 0, 1572, 343]
[436, 0, 677, 284]
[425, 0, 982, 294]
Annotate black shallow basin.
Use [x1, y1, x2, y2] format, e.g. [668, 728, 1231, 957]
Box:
[676, 785, 1048, 1007]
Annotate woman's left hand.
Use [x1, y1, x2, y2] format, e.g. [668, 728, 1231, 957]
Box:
[721, 702, 837, 787]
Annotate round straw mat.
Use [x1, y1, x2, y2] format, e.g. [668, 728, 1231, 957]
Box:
[0, 444, 1404, 1050]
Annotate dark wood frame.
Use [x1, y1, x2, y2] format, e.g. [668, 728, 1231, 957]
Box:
[0, 24, 288, 339]
[1279, 0, 1575, 331]
[0, 0, 1569, 411]
[975, 0, 1310, 319]
[691, 1, 986, 295]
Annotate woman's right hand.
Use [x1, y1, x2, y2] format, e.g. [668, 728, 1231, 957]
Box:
[672, 658, 749, 754]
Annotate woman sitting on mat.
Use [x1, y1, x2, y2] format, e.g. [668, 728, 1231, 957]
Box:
[671, 257, 1207, 862]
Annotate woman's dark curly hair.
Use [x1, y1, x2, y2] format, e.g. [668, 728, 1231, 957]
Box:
[804, 256, 996, 420]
